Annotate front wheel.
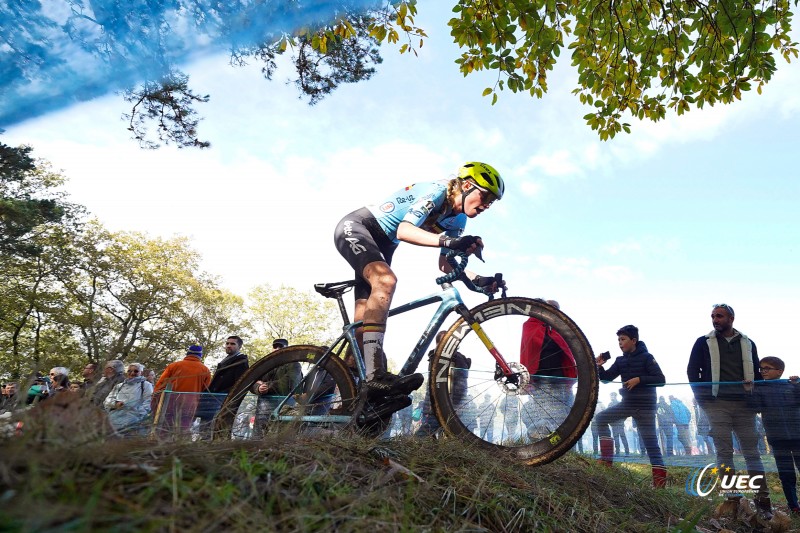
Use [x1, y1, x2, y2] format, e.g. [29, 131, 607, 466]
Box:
[213, 345, 358, 440]
[430, 298, 598, 466]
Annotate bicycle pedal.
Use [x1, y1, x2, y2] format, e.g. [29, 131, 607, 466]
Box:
[356, 394, 412, 427]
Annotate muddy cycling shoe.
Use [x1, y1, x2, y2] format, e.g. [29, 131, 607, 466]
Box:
[356, 394, 412, 428]
[365, 372, 424, 400]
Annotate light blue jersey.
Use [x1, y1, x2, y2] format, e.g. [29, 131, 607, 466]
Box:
[366, 180, 466, 244]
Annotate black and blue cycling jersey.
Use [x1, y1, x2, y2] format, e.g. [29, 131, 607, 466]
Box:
[365, 180, 466, 243]
[334, 180, 466, 300]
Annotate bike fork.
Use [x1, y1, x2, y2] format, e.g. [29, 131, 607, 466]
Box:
[453, 303, 516, 378]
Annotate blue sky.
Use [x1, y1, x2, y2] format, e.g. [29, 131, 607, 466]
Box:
[4, 3, 800, 383]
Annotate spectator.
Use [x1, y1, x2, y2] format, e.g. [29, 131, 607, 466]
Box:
[104, 362, 153, 435]
[143, 369, 156, 385]
[519, 301, 577, 381]
[26, 373, 50, 404]
[692, 397, 715, 455]
[252, 339, 300, 436]
[48, 367, 71, 395]
[477, 393, 495, 443]
[669, 395, 693, 455]
[299, 347, 339, 416]
[596, 325, 667, 488]
[499, 393, 522, 441]
[519, 300, 577, 438]
[1, 382, 19, 413]
[415, 331, 471, 437]
[590, 401, 605, 456]
[196, 335, 250, 436]
[152, 345, 211, 437]
[745, 356, 800, 515]
[656, 396, 675, 456]
[687, 303, 771, 517]
[397, 404, 413, 435]
[81, 363, 99, 389]
[608, 392, 630, 455]
[91, 360, 125, 406]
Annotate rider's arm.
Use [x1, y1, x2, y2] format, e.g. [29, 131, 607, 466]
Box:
[396, 221, 444, 247]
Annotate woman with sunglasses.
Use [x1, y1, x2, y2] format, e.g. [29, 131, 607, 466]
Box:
[333, 162, 505, 411]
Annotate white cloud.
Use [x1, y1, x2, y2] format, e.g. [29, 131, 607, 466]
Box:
[521, 149, 583, 177]
[604, 241, 643, 255]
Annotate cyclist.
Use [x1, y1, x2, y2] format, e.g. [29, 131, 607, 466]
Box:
[333, 162, 505, 413]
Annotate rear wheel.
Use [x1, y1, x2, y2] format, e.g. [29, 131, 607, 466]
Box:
[430, 298, 598, 465]
[212, 345, 358, 440]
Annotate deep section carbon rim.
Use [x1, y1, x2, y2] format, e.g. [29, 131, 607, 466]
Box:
[213, 345, 358, 440]
[430, 298, 598, 465]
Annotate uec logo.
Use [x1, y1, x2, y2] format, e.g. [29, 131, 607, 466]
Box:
[686, 463, 764, 496]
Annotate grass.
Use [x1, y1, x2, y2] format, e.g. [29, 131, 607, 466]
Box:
[1, 429, 722, 533]
[2, 399, 798, 532]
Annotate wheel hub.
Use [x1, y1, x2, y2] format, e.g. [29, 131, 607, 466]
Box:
[496, 361, 530, 394]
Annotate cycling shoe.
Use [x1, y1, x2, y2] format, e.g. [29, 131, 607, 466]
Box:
[365, 372, 424, 400]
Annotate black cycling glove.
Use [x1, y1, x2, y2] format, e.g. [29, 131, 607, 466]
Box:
[472, 275, 496, 288]
[439, 235, 484, 260]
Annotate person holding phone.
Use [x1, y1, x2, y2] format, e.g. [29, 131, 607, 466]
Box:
[595, 325, 667, 487]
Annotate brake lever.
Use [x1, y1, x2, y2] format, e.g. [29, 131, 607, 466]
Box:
[495, 273, 507, 299]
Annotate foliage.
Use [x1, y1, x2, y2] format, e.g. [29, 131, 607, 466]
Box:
[0, 240, 84, 379]
[0, 147, 245, 380]
[121, 71, 211, 150]
[244, 284, 339, 358]
[79, 0, 800, 142]
[119, 3, 389, 147]
[0, 143, 74, 256]
[54, 223, 245, 371]
[5, 1, 797, 143]
[445, 0, 799, 139]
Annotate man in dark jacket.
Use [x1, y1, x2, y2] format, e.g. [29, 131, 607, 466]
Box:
[197, 335, 250, 437]
[595, 324, 666, 487]
[687, 303, 771, 517]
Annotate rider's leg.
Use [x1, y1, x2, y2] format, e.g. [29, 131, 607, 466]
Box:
[360, 261, 396, 380]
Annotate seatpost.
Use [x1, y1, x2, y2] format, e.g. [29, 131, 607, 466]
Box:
[335, 293, 350, 324]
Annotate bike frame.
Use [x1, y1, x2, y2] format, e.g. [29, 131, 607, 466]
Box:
[268, 281, 514, 423]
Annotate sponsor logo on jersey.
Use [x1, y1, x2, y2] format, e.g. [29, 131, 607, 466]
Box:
[380, 202, 395, 213]
[404, 184, 415, 191]
[396, 194, 414, 204]
[410, 200, 435, 220]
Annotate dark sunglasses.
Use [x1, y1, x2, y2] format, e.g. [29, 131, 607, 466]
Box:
[712, 303, 735, 317]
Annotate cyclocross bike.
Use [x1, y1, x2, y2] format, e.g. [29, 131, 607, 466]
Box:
[214, 252, 599, 466]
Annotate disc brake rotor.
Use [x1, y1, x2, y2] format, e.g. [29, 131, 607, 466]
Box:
[496, 361, 530, 394]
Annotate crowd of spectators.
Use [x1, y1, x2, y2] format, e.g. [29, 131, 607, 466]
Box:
[0, 336, 251, 439]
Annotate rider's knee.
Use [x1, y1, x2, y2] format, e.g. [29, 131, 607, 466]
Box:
[368, 269, 397, 295]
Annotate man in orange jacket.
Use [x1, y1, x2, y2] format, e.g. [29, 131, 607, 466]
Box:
[152, 345, 211, 437]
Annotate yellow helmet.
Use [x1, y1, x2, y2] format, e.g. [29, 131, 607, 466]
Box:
[458, 162, 504, 200]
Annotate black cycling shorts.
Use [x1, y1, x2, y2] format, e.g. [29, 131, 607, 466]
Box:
[334, 207, 397, 300]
